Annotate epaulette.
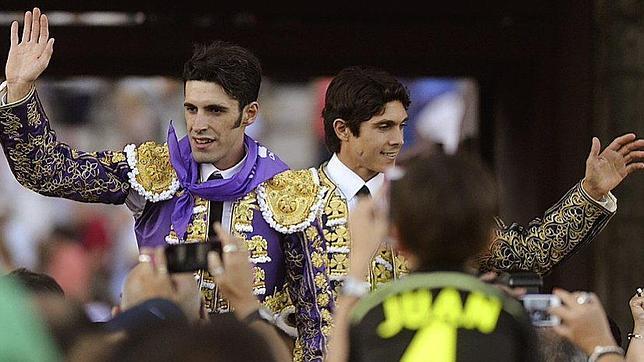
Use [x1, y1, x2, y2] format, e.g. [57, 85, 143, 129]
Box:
[257, 168, 326, 234]
[124, 142, 180, 202]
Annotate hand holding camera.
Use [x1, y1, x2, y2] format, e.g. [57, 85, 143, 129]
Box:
[548, 288, 618, 356]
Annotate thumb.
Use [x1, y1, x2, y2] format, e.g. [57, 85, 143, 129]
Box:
[588, 137, 601, 159]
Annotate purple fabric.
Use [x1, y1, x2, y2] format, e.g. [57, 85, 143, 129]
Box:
[167, 123, 288, 240]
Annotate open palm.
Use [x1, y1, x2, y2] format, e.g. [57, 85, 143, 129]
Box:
[5, 8, 54, 102]
[583, 133, 644, 200]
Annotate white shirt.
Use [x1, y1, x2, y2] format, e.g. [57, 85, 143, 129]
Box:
[324, 153, 384, 210]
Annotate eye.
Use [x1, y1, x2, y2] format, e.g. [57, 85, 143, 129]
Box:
[184, 105, 197, 113]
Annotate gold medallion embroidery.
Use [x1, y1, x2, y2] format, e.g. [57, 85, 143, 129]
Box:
[135, 142, 177, 195]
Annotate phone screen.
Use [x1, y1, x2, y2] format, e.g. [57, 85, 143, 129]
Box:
[165, 239, 221, 273]
[520, 294, 561, 327]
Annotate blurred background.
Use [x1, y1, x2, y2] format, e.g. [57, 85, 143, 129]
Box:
[0, 0, 641, 343]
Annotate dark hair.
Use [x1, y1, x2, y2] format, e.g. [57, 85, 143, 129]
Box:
[110, 314, 276, 362]
[6, 267, 64, 296]
[390, 151, 498, 269]
[183, 41, 262, 111]
[322, 66, 410, 153]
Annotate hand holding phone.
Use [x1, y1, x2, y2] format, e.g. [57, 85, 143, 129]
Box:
[521, 294, 561, 327]
[165, 237, 221, 273]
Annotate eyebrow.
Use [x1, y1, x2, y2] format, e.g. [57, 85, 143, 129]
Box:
[374, 117, 409, 125]
[183, 102, 230, 112]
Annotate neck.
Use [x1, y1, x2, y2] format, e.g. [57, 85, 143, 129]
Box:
[336, 151, 378, 182]
[214, 140, 245, 170]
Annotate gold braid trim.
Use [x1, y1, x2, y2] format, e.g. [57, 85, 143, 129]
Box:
[256, 168, 326, 234]
[124, 142, 180, 202]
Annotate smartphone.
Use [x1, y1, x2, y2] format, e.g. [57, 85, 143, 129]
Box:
[164, 239, 221, 273]
[495, 272, 543, 293]
[520, 294, 561, 327]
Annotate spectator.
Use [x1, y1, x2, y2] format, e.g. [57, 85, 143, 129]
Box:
[328, 151, 539, 361]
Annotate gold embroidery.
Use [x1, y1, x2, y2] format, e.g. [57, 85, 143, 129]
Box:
[314, 273, 328, 289]
[185, 196, 208, 242]
[329, 253, 349, 277]
[232, 192, 257, 232]
[324, 225, 349, 248]
[311, 252, 325, 269]
[111, 152, 126, 163]
[245, 235, 270, 262]
[305, 225, 319, 241]
[262, 289, 291, 315]
[26, 99, 42, 127]
[135, 142, 177, 195]
[317, 293, 330, 306]
[262, 169, 320, 227]
[2, 98, 130, 202]
[478, 182, 611, 275]
[253, 266, 266, 293]
[325, 198, 348, 220]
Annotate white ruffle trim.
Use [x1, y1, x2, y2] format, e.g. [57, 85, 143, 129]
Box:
[257, 168, 326, 234]
[234, 223, 253, 233]
[326, 217, 347, 227]
[374, 255, 393, 270]
[249, 256, 272, 264]
[328, 246, 350, 253]
[124, 144, 180, 203]
[274, 305, 299, 338]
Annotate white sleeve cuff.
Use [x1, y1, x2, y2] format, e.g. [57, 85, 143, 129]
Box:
[580, 179, 618, 212]
[0, 81, 34, 106]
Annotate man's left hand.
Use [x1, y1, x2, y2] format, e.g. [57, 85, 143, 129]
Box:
[583, 133, 644, 200]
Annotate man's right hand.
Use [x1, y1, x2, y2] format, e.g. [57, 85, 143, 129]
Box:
[5, 7, 54, 103]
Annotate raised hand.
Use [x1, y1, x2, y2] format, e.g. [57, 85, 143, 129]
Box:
[5, 8, 54, 102]
[582, 133, 644, 200]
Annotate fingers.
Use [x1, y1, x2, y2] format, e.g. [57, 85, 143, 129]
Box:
[213, 222, 245, 253]
[213, 222, 230, 245]
[30, 8, 41, 42]
[626, 162, 644, 175]
[552, 323, 571, 340]
[154, 246, 168, 274]
[589, 137, 601, 159]
[553, 288, 575, 306]
[10, 21, 18, 46]
[39, 14, 49, 44]
[22, 11, 32, 44]
[624, 150, 644, 163]
[478, 271, 498, 283]
[619, 139, 644, 156]
[208, 251, 224, 278]
[37, 38, 55, 70]
[606, 133, 636, 152]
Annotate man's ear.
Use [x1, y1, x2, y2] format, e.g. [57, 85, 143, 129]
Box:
[241, 102, 259, 127]
[333, 118, 350, 141]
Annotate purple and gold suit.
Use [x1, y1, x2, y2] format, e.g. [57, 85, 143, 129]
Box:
[0, 88, 332, 361]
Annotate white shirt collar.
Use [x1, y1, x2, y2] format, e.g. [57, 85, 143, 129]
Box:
[199, 151, 248, 182]
[325, 153, 384, 203]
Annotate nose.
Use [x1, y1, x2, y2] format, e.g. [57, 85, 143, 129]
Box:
[389, 127, 404, 146]
[191, 111, 208, 132]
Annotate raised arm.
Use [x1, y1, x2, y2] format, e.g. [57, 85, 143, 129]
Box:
[0, 8, 131, 204]
[5, 8, 54, 102]
[479, 134, 643, 275]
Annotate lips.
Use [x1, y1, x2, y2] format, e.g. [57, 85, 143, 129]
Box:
[192, 136, 216, 150]
[381, 150, 399, 159]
